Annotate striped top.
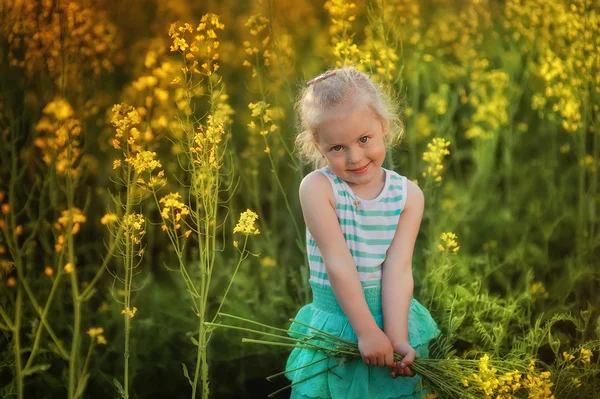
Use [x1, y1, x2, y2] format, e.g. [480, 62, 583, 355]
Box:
[307, 166, 408, 288]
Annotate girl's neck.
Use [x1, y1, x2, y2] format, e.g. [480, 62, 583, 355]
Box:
[346, 167, 385, 200]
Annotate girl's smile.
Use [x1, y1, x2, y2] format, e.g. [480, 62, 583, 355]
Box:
[349, 162, 371, 174]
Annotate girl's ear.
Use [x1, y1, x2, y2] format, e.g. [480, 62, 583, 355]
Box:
[381, 119, 390, 137]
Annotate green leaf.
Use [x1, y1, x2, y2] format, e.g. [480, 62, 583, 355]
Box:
[113, 378, 126, 399]
[190, 336, 199, 346]
[182, 363, 193, 387]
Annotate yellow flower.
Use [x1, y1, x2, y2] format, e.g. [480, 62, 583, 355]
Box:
[100, 213, 119, 225]
[1, 203, 10, 214]
[580, 347, 592, 364]
[233, 209, 260, 235]
[422, 138, 451, 181]
[64, 263, 74, 274]
[44, 266, 54, 276]
[438, 232, 460, 253]
[6, 276, 17, 288]
[261, 256, 276, 268]
[121, 306, 138, 318]
[87, 327, 107, 344]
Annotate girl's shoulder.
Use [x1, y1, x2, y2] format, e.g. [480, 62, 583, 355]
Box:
[299, 168, 336, 209]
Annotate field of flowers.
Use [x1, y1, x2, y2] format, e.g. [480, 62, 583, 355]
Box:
[0, 0, 599, 398]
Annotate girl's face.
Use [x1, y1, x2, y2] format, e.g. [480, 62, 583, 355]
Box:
[316, 100, 387, 188]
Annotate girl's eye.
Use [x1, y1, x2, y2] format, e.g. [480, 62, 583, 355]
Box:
[332, 145, 343, 152]
[359, 136, 369, 144]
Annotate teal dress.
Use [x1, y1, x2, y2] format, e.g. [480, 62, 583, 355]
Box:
[285, 167, 440, 399]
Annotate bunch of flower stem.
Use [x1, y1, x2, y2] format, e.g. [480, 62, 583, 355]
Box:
[160, 16, 259, 399]
[243, 11, 303, 257]
[0, 99, 124, 399]
[109, 103, 163, 399]
[206, 313, 552, 399]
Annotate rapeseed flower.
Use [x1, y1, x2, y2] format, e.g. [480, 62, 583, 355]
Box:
[233, 210, 260, 235]
[437, 232, 460, 253]
[64, 263, 74, 274]
[6, 276, 17, 288]
[159, 193, 189, 231]
[56, 208, 87, 235]
[122, 214, 145, 245]
[87, 327, 107, 345]
[34, 98, 82, 176]
[121, 307, 138, 318]
[422, 138, 451, 182]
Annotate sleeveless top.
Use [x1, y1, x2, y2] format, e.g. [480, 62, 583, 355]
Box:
[307, 166, 408, 288]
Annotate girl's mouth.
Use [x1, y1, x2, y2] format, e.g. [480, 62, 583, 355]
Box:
[349, 163, 370, 174]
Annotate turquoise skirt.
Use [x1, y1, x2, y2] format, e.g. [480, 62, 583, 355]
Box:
[285, 282, 440, 399]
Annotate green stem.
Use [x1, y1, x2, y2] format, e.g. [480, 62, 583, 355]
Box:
[208, 237, 248, 326]
[24, 254, 65, 371]
[75, 340, 95, 397]
[14, 280, 24, 399]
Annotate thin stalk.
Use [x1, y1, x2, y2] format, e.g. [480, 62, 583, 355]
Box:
[67, 174, 82, 399]
[208, 237, 248, 326]
[14, 279, 23, 399]
[75, 340, 95, 396]
[23, 252, 65, 371]
[122, 162, 135, 399]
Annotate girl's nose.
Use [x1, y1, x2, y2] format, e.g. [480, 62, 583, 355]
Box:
[346, 147, 362, 164]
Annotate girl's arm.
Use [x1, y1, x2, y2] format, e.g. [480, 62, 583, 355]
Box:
[299, 171, 394, 367]
[382, 179, 424, 347]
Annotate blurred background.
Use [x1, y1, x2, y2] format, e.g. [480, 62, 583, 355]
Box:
[0, 0, 598, 398]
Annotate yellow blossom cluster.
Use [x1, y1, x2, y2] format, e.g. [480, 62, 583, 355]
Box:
[425, 84, 449, 116]
[521, 361, 555, 399]
[110, 103, 142, 151]
[2, 0, 119, 83]
[360, 25, 399, 82]
[64, 262, 74, 274]
[247, 102, 278, 139]
[87, 327, 107, 345]
[469, 354, 524, 398]
[191, 115, 225, 170]
[418, 1, 491, 80]
[242, 14, 271, 77]
[121, 306, 138, 318]
[124, 151, 163, 176]
[159, 193, 189, 231]
[100, 213, 119, 225]
[34, 98, 82, 176]
[531, 281, 549, 302]
[437, 232, 460, 253]
[324, 0, 364, 67]
[122, 214, 145, 245]
[422, 138, 451, 182]
[168, 14, 224, 77]
[506, 0, 599, 133]
[233, 209, 260, 235]
[465, 60, 509, 140]
[54, 208, 86, 253]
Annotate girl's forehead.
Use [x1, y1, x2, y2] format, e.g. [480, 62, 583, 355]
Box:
[318, 102, 381, 142]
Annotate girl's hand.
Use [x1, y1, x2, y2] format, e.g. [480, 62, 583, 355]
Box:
[391, 341, 416, 378]
[357, 329, 395, 368]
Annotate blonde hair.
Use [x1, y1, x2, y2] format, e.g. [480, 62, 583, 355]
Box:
[294, 66, 404, 167]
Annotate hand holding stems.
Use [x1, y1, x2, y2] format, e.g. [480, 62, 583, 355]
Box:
[357, 328, 396, 368]
[390, 341, 417, 378]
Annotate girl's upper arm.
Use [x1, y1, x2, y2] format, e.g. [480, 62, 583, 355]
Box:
[299, 171, 352, 268]
[384, 178, 425, 272]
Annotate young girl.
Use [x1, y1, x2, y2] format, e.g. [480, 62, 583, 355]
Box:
[285, 66, 440, 399]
